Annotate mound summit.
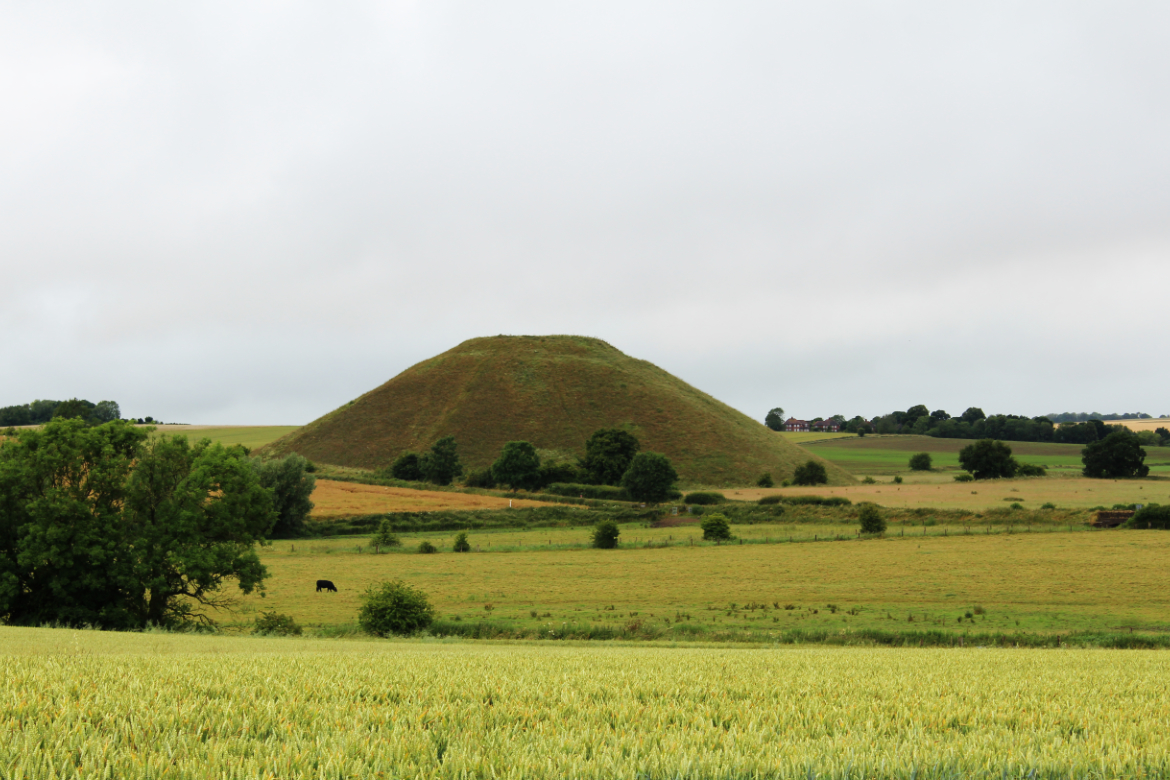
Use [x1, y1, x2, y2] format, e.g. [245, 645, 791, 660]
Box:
[264, 336, 852, 487]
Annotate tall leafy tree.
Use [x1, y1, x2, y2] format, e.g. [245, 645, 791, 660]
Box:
[91, 400, 121, 423]
[491, 441, 541, 491]
[620, 452, 677, 503]
[581, 428, 640, 485]
[958, 439, 1018, 479]
[0, 420, 276, 629]
[1082, 429, 1149, 479]
[253, 454, 316, 537]
[52, 398, 95, 422]
[420, 436, 463, 486]
[764, 408, 786, 431]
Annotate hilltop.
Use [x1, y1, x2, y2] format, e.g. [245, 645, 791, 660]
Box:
[261, 335, 852, 486]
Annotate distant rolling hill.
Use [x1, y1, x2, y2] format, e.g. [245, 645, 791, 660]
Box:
[261, 335, 853, 486]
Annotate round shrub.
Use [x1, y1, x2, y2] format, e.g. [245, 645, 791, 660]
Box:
[372, 518, 402, 550]
[792, 460, 828, 486]
[953, 473, 974, 483]
[358, 580, 436, 636]
[908, 452, 932, 471]
[858, 503, 886, 535]
[684, 491, 726, 506]
[252, 611, 302, 636]
[756, 473, 775, 488]
[757, 495, 782, 506]
[417, 540, 438, 554]
[700, 513, 734, 542]
[1016, 463, 1047, 477]
[452, 532, 471, 552]
[620, 452, 679, 503]
[1129, 504, 1170, 529]
[592, 520, 620, 549]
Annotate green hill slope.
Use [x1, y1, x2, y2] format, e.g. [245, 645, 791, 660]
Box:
[262, 335, 852, 486]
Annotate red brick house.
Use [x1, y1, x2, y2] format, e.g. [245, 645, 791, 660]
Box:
[784, 418, 810, 432]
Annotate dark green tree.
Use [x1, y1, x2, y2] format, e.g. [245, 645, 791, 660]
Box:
[591, 520, 620, 549]
[764, 408, 786, 431]
[358, 580, 436, 636]
[27, 400, 60, 424]
[52, 398, 95, 422]
[253, 453, 316, 537]
[700, 513, 733, 542]
[452, 532, 471, 552]
[620, 452, 678, 503]
[858, 503, 886, 534]
[958, 439, 1018, 479]
[908, 452, 932, 471]
[420, 436, 463, 486]
[756, 472, 775, 488]
[492, 441, 541, 491]
[961, 407, 986, 424]
[1128, 505, 1170, 529]
[0, 421, 276, 628]
[792, 459, 828, 486]
[1082, 430, 1149, 479]
[92, 400, 121, 423]
[581, 428, 640, 485]
[389, 452, 424, 481]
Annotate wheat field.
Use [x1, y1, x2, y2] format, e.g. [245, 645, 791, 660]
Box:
[3, 626, 1170, 779]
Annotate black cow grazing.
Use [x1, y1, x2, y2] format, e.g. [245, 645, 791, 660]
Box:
[316, 579, 337, 592]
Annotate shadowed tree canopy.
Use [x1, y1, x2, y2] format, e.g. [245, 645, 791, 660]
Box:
[492, 440, 541, 491]
[1082, 429, 1149, 479]
[581, 428, 640, 486]
[0, 420, 276, 628]
[958, 439, 1018, 480]
[620, 451, 678, 503]
[764, 408, 785, 431]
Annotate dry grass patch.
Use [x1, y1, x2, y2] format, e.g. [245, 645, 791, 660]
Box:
[310, 479, 547, 518]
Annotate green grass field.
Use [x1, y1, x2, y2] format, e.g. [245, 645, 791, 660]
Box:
[146, 424, 300, 450]
[801, 434, 1170, 476]
[219, 521, 1170, 643]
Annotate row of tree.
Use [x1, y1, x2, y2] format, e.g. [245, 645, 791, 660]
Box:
[0, 398, 168, 428]
[384, 428, 680, 503]
[0, 419, 316, 629]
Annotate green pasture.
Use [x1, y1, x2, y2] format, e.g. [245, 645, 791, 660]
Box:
[145, 425, 300, 451]
[804, 434, 1170, 477]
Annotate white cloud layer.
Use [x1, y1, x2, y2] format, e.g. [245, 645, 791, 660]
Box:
[2, 2, 1168, 423]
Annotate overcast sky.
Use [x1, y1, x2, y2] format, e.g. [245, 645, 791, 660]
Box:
[3, 2, 1168, 425]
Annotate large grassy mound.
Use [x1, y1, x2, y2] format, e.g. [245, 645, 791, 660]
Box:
[262, 335, 852, 486]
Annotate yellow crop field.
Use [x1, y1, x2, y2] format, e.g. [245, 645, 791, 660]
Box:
[727, 475, 1170, 510]
[145, 424, 300, 450]
[1099, 418, 1170, 433]
[3, 628, 1169, 779]
[310, 479, 547, 517]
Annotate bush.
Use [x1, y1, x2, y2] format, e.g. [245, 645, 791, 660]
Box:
[252, 611, 302, 636]
[700, 513, 734, 541]
[464, 468, 495, 488]
[592, 520, 620, 549]
[372, 518, 402, 550]
[452, 532, 471, 552]
[417, 540, 438, 554]
[858, 503, 886, 535]
[358, 580, 436, 636]
[620, 452, 679, 503]
[1040, 502, 1056, 509]
[893, 476, 903, 484]
[758, 495, 782, 505]
[389, 452, 424, 481]
[792, 460, 828, 486]
[536, 461, 579, 488]
[1016, 463, 1047, 477]
[546, 483, 631, 501]
[1128, 505, 1170, 529]
[862, 476, 876, 484]
[581, 428, 641, 486]
[953, 473, 974, 483]
[684, 491, 726, 505]
[783, 495, 851, 507]
[908, 452, 932, 471]
[756, 473, 774, 488]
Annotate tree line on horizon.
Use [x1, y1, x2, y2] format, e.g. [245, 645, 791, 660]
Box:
[0, 398, 168, 427]
[767, 405, 1169, 448]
